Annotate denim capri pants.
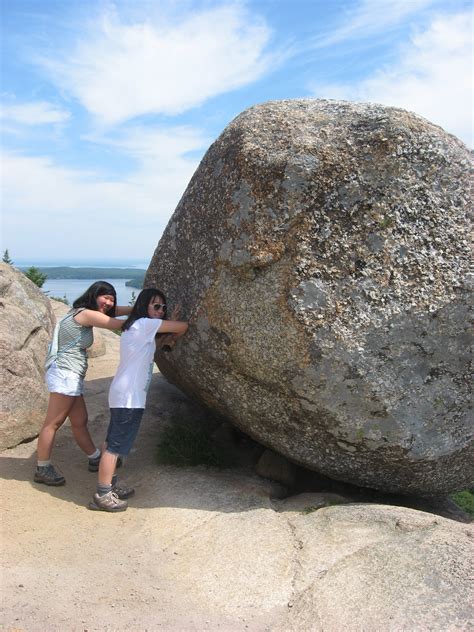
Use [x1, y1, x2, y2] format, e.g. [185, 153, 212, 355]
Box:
[106, 408, 144, 456]
[46, 362, 84, 396]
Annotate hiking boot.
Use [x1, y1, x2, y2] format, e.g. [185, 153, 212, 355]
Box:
[112, 480, 135, 500]
[34, 464, 66, 486]
[88, 491, 128, 512]
[88, 455, 123, 472]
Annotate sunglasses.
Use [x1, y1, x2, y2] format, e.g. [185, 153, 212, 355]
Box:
[152, 303, 167, 312]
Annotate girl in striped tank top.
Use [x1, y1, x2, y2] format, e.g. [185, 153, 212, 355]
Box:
[34, 281, 132, 487]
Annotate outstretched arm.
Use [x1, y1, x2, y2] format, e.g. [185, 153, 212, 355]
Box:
[158, 320, 188, 337]
[74, 309, 125, 330]
[115, 305, 132, 317]
[155, 320, 188, 350]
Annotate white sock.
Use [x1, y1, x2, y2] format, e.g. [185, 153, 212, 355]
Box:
[37, 460, 51, 468]
[87, 448, 100, 460]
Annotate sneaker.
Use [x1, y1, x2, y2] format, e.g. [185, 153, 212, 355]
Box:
[34, 464, 66, 486]
[88, 491, 128, 512]
[88, 455, 123, 472]
[112, 481, 135, 500]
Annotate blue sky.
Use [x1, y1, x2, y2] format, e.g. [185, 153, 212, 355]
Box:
[1, 0, 472, 265]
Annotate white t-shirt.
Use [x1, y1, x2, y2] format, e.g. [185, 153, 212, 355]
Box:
[108, 317, 163, 408]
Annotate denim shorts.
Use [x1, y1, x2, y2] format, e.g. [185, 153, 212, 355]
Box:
[106, 408, 144, 456]
[45, 362, 84, 396]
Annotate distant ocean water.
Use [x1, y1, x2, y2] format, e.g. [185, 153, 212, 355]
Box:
[43, 278, 139, 307]
[17, 261, 150, 306]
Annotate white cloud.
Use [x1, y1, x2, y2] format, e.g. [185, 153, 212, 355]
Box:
[39, 4, 271, 125]
[311, 11, 473, 146]
[1, 124, 206, 258]
[86, 124, 209, 162]
[312, 0, 438, 48]
[1, 101, 70, 125]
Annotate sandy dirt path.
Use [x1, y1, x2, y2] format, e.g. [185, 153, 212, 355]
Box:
[0, 331, 293, 631]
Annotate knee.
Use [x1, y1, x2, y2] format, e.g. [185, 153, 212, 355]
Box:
[41, 416, 66, 433]
[70, 415, 89, 430]
[104, 449, 120, 458]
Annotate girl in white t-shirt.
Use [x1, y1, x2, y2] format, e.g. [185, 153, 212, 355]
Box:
[89, 288, 188, 512]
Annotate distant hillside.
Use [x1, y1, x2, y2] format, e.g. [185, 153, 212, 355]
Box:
[125, 276, 145, 289]
[19, 266, 146, 280]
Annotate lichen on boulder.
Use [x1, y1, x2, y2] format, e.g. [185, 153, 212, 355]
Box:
[146, 99, 473, 495]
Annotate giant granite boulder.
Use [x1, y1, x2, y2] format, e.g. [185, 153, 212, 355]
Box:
[146, 99, 473, 495]
[0, 263, 54, 449]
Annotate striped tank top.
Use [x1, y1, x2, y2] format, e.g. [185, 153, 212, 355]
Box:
[51, 308, 94, 377]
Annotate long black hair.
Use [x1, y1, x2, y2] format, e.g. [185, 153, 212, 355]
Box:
[122, 287, 167, 331]
[73, 281, 117, 316]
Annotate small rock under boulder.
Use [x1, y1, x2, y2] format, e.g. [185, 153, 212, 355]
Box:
[146, 99, 473, 495]
[255, 448, 297, 488]
[0, 263, 54, 449]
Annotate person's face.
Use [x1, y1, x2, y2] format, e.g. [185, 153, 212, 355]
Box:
[96, 294, 115, 314]
[148, 296, 167, 319]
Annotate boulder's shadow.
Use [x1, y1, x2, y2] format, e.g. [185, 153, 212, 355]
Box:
[0, 373, 471, 523]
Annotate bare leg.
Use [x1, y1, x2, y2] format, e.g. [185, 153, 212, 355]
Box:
[37, 393, 77, 461]
[98, 451, 119, 487]
[68, 395, 96, 455]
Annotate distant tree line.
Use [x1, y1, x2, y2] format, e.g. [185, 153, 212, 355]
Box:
[17, 266, 146, 280]
[125, 274, 145, 289]
[3, 250, 145, 290]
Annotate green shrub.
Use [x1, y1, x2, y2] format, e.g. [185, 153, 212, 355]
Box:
[24, 266, 47, 288]
[451, 490, 474, 516]
[157, 422, 236, 469]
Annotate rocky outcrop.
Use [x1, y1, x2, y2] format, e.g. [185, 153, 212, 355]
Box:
[146, 99, 473, 495]
[0, 263, 54, 449]
[275, 503, 474, 631]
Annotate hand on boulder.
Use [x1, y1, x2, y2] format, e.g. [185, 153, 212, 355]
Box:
[170, 304, 182, 320]
[156, 332, 178, 351]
